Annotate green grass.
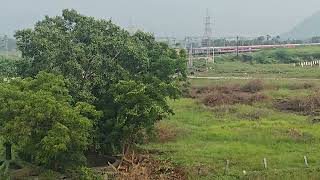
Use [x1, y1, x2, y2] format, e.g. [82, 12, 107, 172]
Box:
[189, 78, 320, 90]
[192, 45, 320, 79]
[256, 45, 320, 60]
[143, 79, 320, 179]
[196, 61, 320, 79]
[233, 45, 320, 64]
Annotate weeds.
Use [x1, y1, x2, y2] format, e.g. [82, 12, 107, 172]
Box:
[240, 79, 264, 93]
[144, 78, 320, 179]
[236, 109, 269, 121]
[156, 123, 189, 143]
[192, 80, 268, 107]
[275, 90, 320, 115]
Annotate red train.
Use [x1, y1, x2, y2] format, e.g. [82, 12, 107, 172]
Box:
[214, 44, 297, 54]
[188, 43, 320, 56]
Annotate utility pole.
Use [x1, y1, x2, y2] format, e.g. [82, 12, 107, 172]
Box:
[4, 35, 8, 57]
[0, 35, 8, 56]
[188, 43, 193, 67]
[236, 36, 239, 59]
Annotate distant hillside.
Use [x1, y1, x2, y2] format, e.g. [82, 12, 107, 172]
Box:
[282, 11, 320, 40]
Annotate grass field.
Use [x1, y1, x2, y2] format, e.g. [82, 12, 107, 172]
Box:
[252, 45, 320, 61]
[195, 62, 320, 79]
[143, 76, 320, 179]
[192, 46, 320, 79]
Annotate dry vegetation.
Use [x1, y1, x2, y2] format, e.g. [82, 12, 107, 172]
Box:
[190, 80, 269, 107]
[190, 80, 320, 118]
[95, 151, 186, 180]
[275, 90, 320, 115]
[155, 123, 190, 144]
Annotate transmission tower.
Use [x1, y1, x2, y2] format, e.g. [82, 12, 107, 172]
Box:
[0, 35, 8, 56]
[202, 9, 213, 47]
[127, 17, 137, 34]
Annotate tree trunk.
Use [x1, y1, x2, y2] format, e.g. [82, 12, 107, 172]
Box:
[4, 142, 12, 160]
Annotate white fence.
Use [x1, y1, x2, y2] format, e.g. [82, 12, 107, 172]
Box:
[295, 60, 320, 67]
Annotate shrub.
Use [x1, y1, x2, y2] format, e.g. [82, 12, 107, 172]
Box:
[241, 80, 265, 93]
[239, 54, 253, 63]
[0, 72, 102, 171]
[286, 82, 315, 90]
[67, 167, 103, 180]
[202, 90, 268, 107]
[274, 90, 320, 115]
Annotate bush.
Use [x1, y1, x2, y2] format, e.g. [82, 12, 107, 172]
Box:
[202, 90, 268, 107]
[0, 72, 102, 171]
[274, 50, 290, 62]
[68, 167, 103, 180]
[275, 90, 320, 115]
[286, 82, 315, 90]
[241, 80, 265, 93]
[239, 54, 253, 63]
[252, 52, 276, 64]
[193, 82, 268, 107]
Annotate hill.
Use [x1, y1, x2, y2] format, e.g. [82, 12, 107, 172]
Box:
[282, 11, 320, 40]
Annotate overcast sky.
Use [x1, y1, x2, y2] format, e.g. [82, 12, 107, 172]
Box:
[1, 0, 319, 38]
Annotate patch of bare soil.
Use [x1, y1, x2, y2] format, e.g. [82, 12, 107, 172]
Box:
[95, 151, 186, 180]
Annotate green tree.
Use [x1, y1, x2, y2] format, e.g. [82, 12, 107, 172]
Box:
[0, 55, 18, 78]
[0, 72, 101, 171]
[15, 9, 187, 154]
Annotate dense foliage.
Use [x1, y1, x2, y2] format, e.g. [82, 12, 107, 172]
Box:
[235, 46, 320, 64]
[0, 55, 18, 78]
[14, 9, 187, 157]
[0, 72, 101, 171]
[192, 35, 303, 49]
